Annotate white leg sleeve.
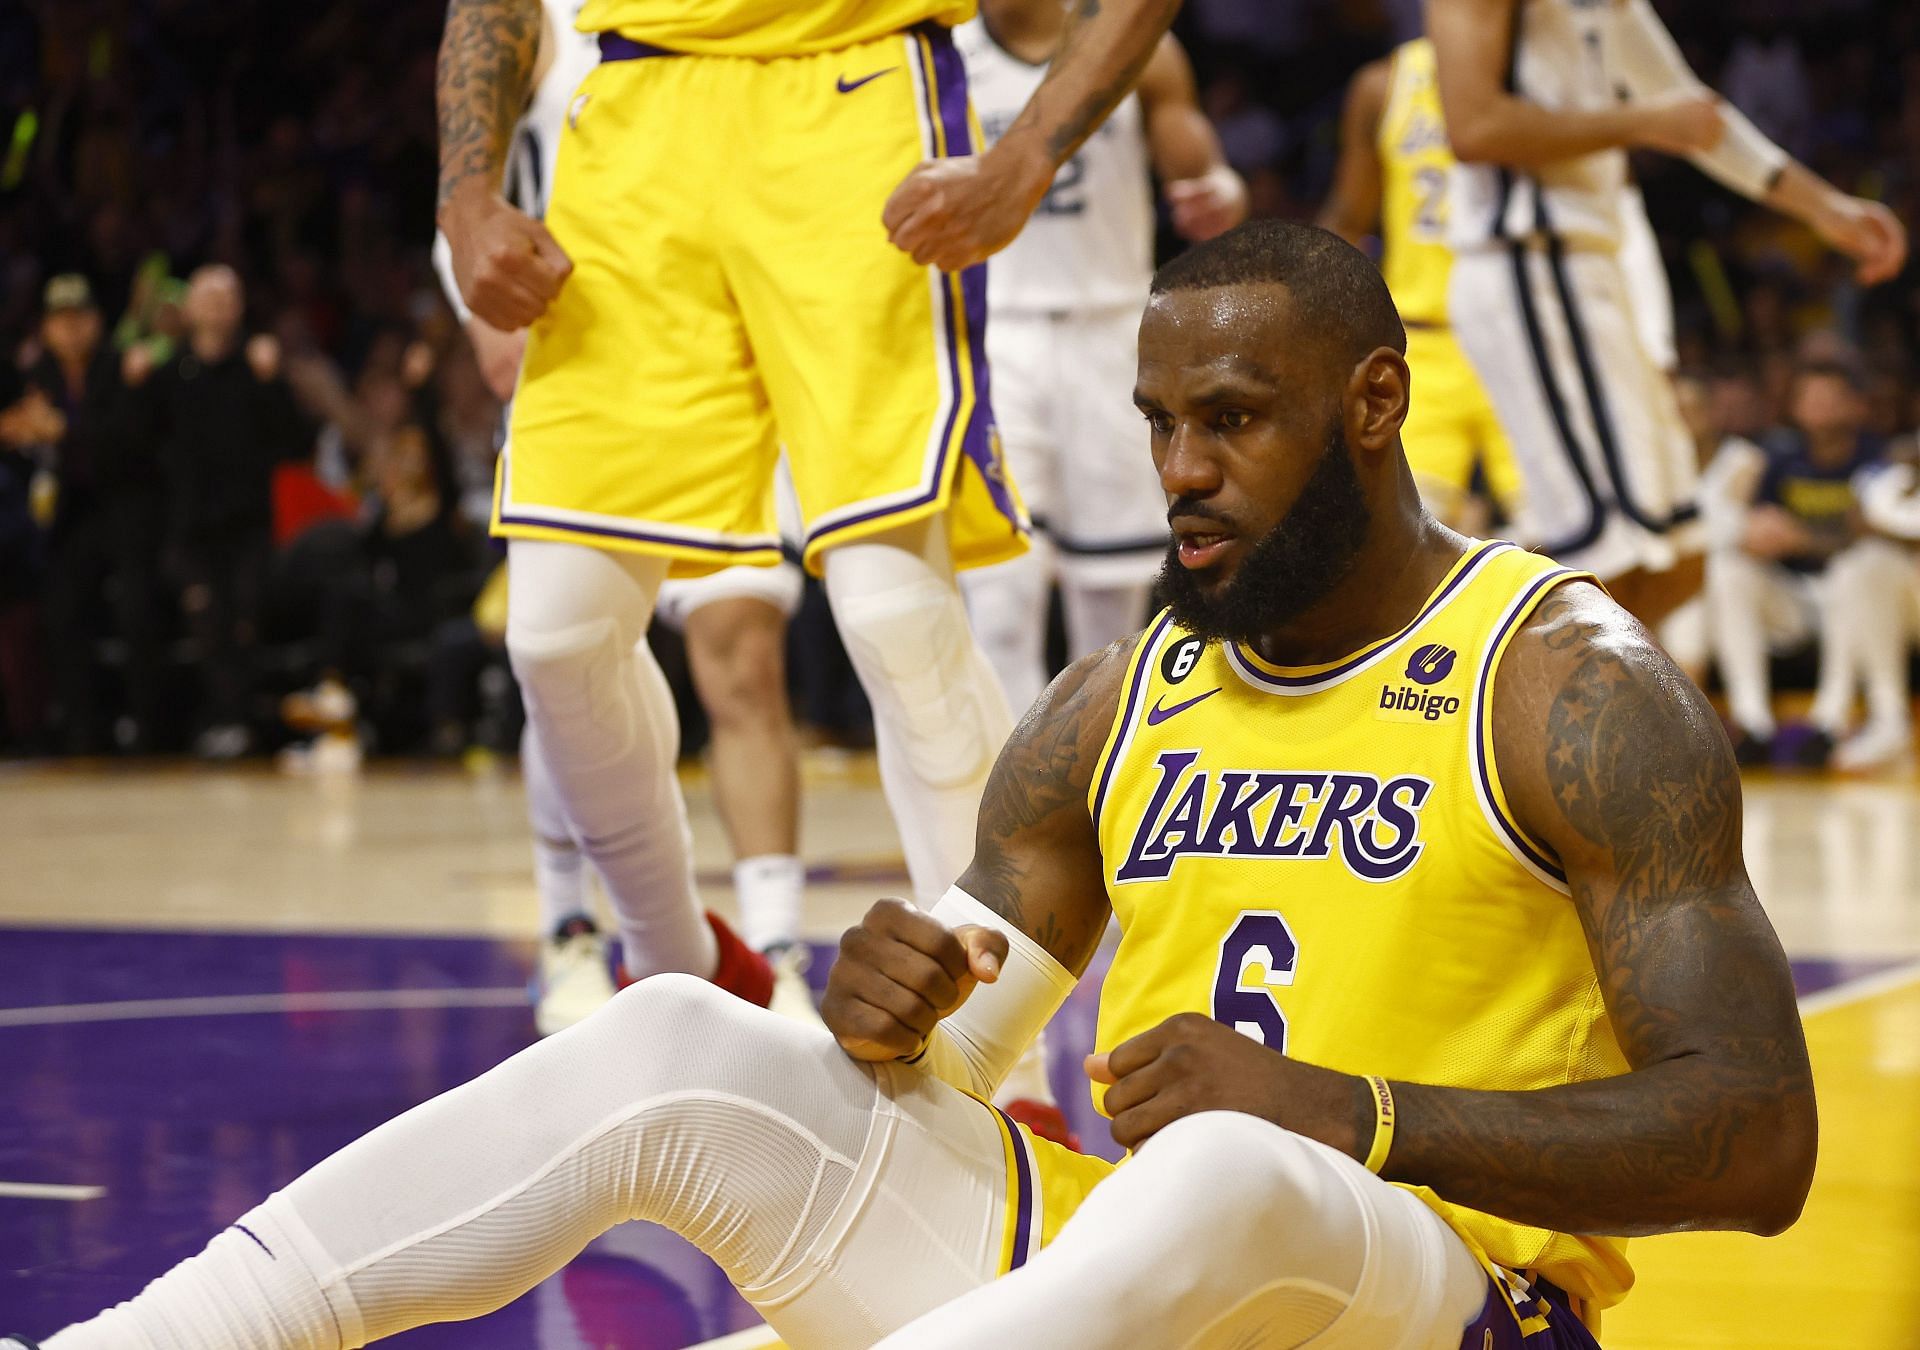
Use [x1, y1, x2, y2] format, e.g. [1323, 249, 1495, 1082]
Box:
[961, 545, 1053, 721]
[1061, 579, 1152, 665]
[505, 540, 716, 980]
[1707, 550, 1799, 737]
[520, 721, 591, 934]
[824, 524, 1014, 905]
[1823, 539, 1915, 733]
[875, 1112, 1487, 1350]
[50, 978, 1015, 1350]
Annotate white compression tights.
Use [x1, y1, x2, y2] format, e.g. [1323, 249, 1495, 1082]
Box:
[520, 721, 591, 935]
[505, 540, 715, 980]
[823, 522, 1013, 904]
[51, 980, 1491, 1350]
[962, 543, 1153, 718]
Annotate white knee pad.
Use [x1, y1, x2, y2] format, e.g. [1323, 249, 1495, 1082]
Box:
[832, 575, 999, 789]
[507, 616, 637, 770]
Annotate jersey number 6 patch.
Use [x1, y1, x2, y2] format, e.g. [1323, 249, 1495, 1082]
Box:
[1211, 909, 1298, 1050]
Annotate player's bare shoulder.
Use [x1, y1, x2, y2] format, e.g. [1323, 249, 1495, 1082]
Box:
[962, 629, 1143, 964]
[1491, 578, 1742, 873]
[992, 628, 1146, 828]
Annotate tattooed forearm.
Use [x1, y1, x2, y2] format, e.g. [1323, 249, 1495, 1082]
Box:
[994, 0, 1181, 166]
[1383, 590, 1816, 1236]
[436, 0, 541, 211]
[956, 636, 1136, 972]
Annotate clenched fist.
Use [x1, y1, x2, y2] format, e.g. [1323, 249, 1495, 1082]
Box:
[1088, 1012, 1370, 1156]
[440, 187, 574, 331]
[821, 899, 1009, 1062]
[883, 144, 1052, 273]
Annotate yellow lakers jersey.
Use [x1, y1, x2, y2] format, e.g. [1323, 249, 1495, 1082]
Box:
[1087, 541, 1634, 1309]
[1378, 38, 1456, 328]
[577, 0, 974, 56]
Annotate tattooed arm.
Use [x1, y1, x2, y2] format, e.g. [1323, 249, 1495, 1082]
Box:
[820, 637, 1134, 1064]
[435, 0, 571, 330]
[883, 0, 1183, 271]
[1382, 582, 1817, 1236]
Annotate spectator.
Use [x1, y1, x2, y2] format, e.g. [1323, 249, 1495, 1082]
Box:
[1705, 359, 1903, 770]
[1660, 371, 1765, 687]
[26, 274, 167, 752]
[282, 415, 483, 766]
[0, 359, 51, 751]
[127, 263, 311, 758]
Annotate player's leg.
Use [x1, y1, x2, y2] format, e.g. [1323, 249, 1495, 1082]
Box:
[875, 1112, 1497, 1350]
[505, 539, 719, 983]
[1824, 538, 1916, 770]
[679, 576, 808, 955]
[519, 718, 618, 1035]
[822, 516, 1012, 905]
[493, 47, 790, 992]
[1398, 326, 1486, 533]
[1049, 305, 1163, 659]
[1705, 549, 1810, 750]
[521, 720, 590, 933]
[1450, 245, 1702, 626]
[46, 979, 1016, 1350]
[960, 311, 1060, 720]
[962, 535, 1055, 720]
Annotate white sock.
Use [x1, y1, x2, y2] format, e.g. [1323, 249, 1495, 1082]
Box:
[506, 541, 716, 981]
[733, 853, 805, 952]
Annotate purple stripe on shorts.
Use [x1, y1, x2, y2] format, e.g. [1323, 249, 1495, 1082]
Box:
[803, 24, 1021, 553]
[597, 33, 679, 61]
[921, 27, 1016, 532]
[493, 449, 780, 556]
[993, 1106, 1037, 1270]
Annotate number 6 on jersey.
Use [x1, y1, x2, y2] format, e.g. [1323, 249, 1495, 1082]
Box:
[1211, 910, 1299, 1049]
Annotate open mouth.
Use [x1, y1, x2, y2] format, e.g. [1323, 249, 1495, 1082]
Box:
[1175, 530, 1233, 569]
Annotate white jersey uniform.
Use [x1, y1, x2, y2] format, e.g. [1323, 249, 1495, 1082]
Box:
[1445, 0, 1702, 581]
[433, 0, 798, 620]
[955, 19, 1164, 573]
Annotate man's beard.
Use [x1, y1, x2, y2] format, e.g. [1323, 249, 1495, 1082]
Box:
[1157, 427, 1371, 646]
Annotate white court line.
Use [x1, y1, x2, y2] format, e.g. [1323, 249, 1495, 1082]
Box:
[0, 1181, 106, 1202]
[1797, 959, 1920, 1017]
[0, 987, 529, 1028]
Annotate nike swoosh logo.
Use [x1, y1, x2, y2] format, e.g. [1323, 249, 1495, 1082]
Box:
[836, 67, 897, 94]
[1145, 688, 1221, 726]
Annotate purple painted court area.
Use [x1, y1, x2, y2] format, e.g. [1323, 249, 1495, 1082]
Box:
[0, 928, 1897, 1346]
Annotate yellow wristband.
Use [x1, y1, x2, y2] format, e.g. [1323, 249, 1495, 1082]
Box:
[1362, 1075, 1396, 1175]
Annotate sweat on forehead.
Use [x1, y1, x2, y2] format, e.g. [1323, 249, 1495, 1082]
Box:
[1149, 219, 1406, 367]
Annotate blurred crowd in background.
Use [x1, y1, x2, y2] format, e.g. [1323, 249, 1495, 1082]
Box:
[1, 0, 1916, 762]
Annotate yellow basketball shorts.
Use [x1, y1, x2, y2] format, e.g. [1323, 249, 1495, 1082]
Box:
[494, 24, 1028, 577]
[1401, 323, 1523, 517]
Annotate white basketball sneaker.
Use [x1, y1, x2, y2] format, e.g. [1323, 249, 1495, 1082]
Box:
[534, 916, 618, 1036]
[763, 941, 824, 1026]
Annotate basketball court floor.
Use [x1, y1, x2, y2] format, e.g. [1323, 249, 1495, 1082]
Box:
[3, 755, 1917, 1347]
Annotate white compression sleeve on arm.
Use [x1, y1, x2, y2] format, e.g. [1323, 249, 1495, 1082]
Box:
[909, 887, 1077, 1099]
[1613, 0, 1788, 201]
